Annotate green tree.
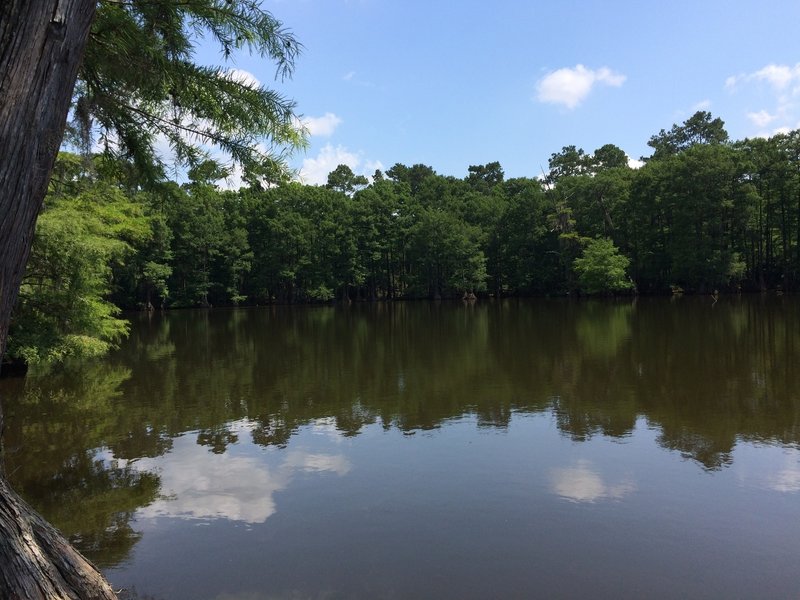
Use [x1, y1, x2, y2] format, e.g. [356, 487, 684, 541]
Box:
[628, 144, 750, 292]
[325, 164, 368, 196]
[121, 208, 173, 310]
[591, 143, 629, 171]
[213, 191, 254, 305]
[735, 133, 800, 290]
[466, 161, 505, 191]
[352, 178, 417, 299]
[242, 186, 306, 303]
[350, 185, 392, 300]
[546, 145, 591, 184]
[573, 238, 633, 295]
[386, 163, 437, 196]
[8, 184, 151, 365]
[494, 178, 561, 294]
[408, 209, 487, 298]
[166, 182, 225, 306]
[646, 110, 729, 161]
[75, 2, 305, 181]
[556, 167, 632, 240]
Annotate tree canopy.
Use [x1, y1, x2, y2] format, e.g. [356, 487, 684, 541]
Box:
[73, 0, 306, 182]
[646, 110, 729, 160]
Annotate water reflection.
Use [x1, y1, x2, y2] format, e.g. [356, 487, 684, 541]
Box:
[135, 423, 350, 524]
[110, 297, 799, 471]
[574, 301, 633, 359]
[284, 448, 351, 476]
[737, 450, 800, 494]
[137, 434, 282, 524]
[0, 364, 160, 567]
[770, 464, 800, 492]
[1, 296, 799, 586]
[550, 459, 636, 503]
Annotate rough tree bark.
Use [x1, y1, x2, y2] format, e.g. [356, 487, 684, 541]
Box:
[1, 1, 118, 597]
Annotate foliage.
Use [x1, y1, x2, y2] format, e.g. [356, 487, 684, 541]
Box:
[646, 110, 729, 161]
[592, 143, 629, 171]
[325, 164, 368, 195]
[8, 179, 152, 363]
[547, 145, 591, 183]
[408, 209, 487, 297]
[573, 238, 633, 295]
[70, 0, 306, 183]
[466, 161, 504, 191]
[547, 143, 631, 184]
[12, 113, 800, 365]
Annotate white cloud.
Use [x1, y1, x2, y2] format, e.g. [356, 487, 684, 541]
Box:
[300, 144, 360, 185]
[727, 63, 800, 92]
[550, 460, 636, 503]
[747, 109, 778, 128]
[726, 63, 800, 137]
[343, 71, 356, 82]
[692, 99, 712, 111]
[300, 112, 343, 137]
[627, 157, 645, 169]
[772, 125, 795, 136]
[222, 68, 261, 90]
[299, 143, 382, 185]
[536, 65, 626, 109]
[364, 159, 386, 176]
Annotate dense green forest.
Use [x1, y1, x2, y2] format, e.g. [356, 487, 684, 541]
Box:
[7, 111, 800, 364]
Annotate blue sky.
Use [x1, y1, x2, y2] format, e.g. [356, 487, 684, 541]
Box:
[204, 0, 800, 184]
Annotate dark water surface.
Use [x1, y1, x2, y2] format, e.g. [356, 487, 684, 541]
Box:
[3, 297, 799, 599]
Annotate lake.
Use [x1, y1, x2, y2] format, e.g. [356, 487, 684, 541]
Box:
[2, 297, 799, 599]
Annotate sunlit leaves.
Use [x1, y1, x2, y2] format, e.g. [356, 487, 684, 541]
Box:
[573, 238, 633, 295]
[8, 159, 156, 364]
[73, 0, 305, 183]
[10, 191, 142, 363]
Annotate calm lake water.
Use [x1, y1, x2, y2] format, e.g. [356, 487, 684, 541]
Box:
[2, 297, 800, 599]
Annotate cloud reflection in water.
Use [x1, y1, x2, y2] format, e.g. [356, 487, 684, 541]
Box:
[550, 459, 636, 503]
[135, 422, 350, 524]
[768, 460, 800, 493]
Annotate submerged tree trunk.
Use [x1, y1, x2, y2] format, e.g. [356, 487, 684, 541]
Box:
[1, 1, 117, 598]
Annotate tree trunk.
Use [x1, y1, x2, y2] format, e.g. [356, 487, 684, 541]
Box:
[0, 477, 116, 599]
[1, 1, 117, 598]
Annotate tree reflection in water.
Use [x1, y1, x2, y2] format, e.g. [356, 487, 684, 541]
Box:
[2, 364, 160, 567]
[2, 295, 798, 571]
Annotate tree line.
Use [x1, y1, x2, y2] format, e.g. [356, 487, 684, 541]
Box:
[7, 111, 800, 364]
